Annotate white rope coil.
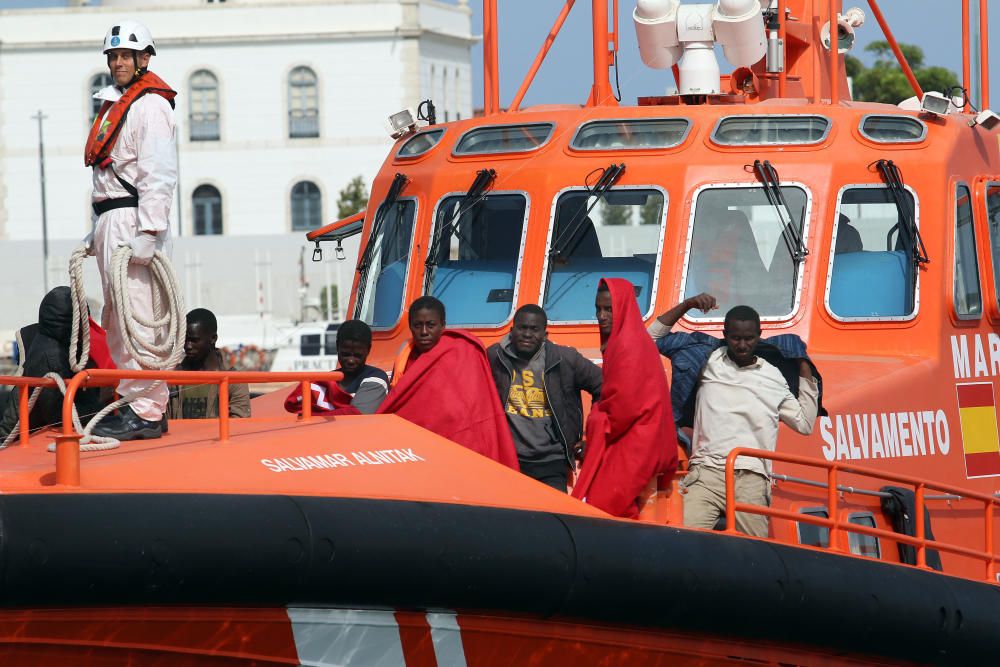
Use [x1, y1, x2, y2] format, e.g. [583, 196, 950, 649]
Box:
[2, 243, 185, 451]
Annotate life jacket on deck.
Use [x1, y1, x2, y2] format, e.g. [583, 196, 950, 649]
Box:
[84, 71, 176, 169]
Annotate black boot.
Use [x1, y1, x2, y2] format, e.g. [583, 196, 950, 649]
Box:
[91, 406, 163, 441]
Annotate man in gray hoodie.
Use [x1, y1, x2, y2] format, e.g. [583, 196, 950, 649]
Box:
[487, 304, 602, 491]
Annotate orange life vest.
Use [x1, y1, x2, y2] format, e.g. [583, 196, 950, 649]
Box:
[84, 71, 176, 168]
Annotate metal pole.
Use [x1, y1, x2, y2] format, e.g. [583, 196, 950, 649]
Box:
[32, 110, 49, 293]
[980, 0, 990, 109]
[175, 120, 183, 236]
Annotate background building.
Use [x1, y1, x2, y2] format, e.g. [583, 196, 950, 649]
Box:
[0, 0, 474, 351]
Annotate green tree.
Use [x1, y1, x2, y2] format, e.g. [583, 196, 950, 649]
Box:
[639, 198, 662, 226]
[847, 41, 959, 105]
[336, 175, 370, 219]
[600, 200, 632, 226]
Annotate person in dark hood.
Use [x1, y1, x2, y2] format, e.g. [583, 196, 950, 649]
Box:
[0, 287, 111, 441]
[487, 304, 603, 491]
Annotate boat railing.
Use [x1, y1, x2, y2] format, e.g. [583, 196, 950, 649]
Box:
[723, 447, 1000, 584]
[0, 369, 343, 487]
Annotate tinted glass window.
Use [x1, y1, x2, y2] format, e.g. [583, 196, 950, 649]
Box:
[289, 66, 319, 138]
[192, 184, 222, 235]
[713, 116, 829, 145]
[291, 181, 322, 231]
[847, 513, 881, 558]
[860, 115, 926, 142]
[684, 186, 807, 318]
[454, 124, 552, 155]
[828, 188, 917, 319]
[797, 508, 830, 548]
[300, 334, 321, 356]
[955, 185, 982, 317]
[544, 189, 664, 321]
[356, 199, 417, 328]
[89, 73, 112, 119]
[985, 183, 1000, 303]
[189, 70, 220, 141]
[425, 194, 527, 326]
[399, 130, 444, 157]
[572, 119, 689, 150]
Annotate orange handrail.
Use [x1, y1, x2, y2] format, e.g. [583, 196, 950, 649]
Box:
[866, 0, 923, 99]
[723, 448, 1000, 583]
[0, 376, 60, 447]
[53, 369, 344, 487]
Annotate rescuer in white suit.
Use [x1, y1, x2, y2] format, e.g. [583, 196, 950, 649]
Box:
[84, 20, 177, 440]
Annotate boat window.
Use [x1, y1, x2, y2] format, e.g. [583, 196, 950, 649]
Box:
[323, 324, 340, 356]
[354, 198, 417, 328]
[543, 188, 665, 321]
[300, 334, 321, 356]
[847, 512, 881, 559]
[682, 185, 808, 318]
[985, 183, 1000, 303]
[571, 118, 690, 150]
[859, 115, 926, 143]
[398, 129, 445, 158]
[712, 115, 830, 146]
[954, 184, 982, 318]
[828, 187, 918, 319]
[424, 193, 528, 326]
[797, 507, 830, 548]
[454, 123, 553, 155]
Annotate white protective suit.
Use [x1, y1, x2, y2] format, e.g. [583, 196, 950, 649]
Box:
[91, 84, 177, 421]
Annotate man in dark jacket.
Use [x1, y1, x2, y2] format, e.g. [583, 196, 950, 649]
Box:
[487, 304, 602, 491]
[0, 287, 106, 441]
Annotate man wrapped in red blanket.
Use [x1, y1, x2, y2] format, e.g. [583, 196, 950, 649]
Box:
[572, 278, 678, 517]
[379, 296, 519, 470]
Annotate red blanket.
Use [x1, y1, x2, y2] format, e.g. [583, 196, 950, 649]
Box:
[379, 330, 519, 470]
[88, 317, 116, 370]
[572, 278, 678, 517]
[283, 378, 361, 417]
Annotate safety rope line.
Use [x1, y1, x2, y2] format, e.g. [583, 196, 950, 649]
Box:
[2, 244, 185, 452]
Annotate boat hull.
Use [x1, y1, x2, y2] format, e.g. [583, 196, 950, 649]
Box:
[0, 493, 996, 665]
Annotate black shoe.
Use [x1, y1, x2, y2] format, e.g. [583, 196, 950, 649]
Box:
[91, 406, 163, 441]
[160, 413, 168, 434]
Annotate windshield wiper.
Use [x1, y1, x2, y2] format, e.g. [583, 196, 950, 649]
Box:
[549, 163, 626, 261]
[354, 172, 408, 317]
[753, 159, 808, 264]
[875, 159, 929, 266]
[423, 168, 496, 291]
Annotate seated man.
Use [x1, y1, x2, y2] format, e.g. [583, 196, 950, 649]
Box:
[487, 304, 602, 491]
[379, 296, 519, 470]
[284, 319, 388, 415]
[167, 308, 250, 419]
[0, 287, 112, 441]
[681, 305, 818, 537]
[572, 279, 677, 518]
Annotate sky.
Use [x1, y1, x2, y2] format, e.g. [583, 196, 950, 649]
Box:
[2, 0, 999, 109]
[467, 1, 1000, 110]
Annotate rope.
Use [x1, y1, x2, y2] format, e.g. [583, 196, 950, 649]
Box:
[1, 244, 185, 452]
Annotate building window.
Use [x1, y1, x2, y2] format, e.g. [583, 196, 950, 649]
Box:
[954, 184, 982, 318]
[291, 181, 322, 230]
[288, 66, 319, 138]
[189, 70, 220, 141]
[89, 73, 113, 119]
[192, 184, 223, 235]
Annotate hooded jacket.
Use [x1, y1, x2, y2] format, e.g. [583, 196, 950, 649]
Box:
[0, 288, 106, 439]
[487, 336, 602, 463]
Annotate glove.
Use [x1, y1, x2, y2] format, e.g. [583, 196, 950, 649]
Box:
[82, 231, 95, 257]
[129, 232, 157, 266]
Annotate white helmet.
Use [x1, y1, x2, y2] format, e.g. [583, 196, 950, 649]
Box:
[102, 20, 156, 56]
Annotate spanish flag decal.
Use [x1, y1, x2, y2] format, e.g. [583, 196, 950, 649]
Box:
[956, 382, 1000, 478]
